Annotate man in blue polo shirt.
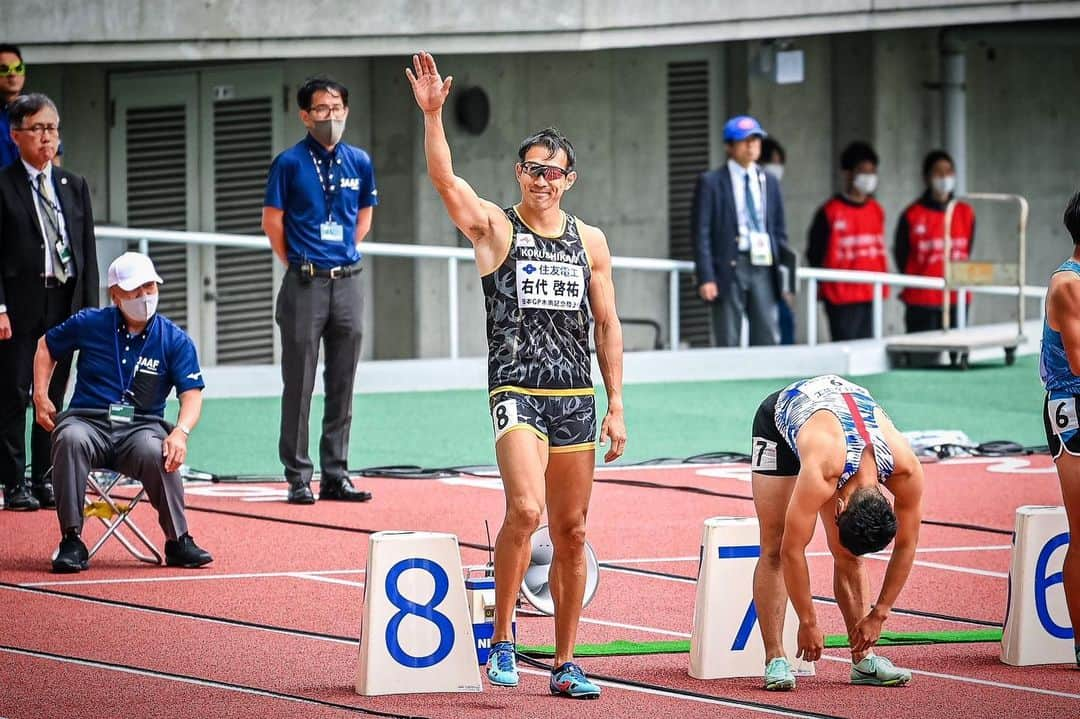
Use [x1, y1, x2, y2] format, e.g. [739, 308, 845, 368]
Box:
[32, 252, 212, 573]
[262, 75, 377, 505]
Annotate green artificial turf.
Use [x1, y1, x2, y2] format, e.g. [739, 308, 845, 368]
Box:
[180, 355, 1044, 477]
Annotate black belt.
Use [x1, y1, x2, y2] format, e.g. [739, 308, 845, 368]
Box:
[43, 276, 74, 289]
[289, 262, 362, 279]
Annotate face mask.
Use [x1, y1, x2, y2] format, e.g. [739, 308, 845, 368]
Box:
[311, 118, 345, 147]
[853, 173, 878, 195]
[119, 293, 158, 323]
[763, 163, 784, 182]
[931, 175, 956, 196]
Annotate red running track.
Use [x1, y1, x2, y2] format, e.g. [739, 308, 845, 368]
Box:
[1, 455, 1075, 719]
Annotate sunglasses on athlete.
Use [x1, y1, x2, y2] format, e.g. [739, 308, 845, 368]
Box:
[518, 161, 572, 182]
[0, 62, 25, 76]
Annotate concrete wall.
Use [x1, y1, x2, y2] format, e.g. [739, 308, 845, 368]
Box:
[402, 45, 717, 358]
[9, 1, 1079, 61]
[23, 21, 1079, 358]
[732, 25, 1065, 340]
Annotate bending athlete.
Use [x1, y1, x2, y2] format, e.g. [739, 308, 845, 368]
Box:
[750, 375, 923, 690]
[407, 52, 626, 700]
[1039, 189, 1080, 668]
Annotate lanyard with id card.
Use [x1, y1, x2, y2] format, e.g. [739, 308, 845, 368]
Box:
[111, 315, 157, 426]
[310, 149, 344, 244]
[749, 231, 773, 266]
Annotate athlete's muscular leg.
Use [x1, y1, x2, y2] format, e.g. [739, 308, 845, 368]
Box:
[545, 448, 595, 666]
[752, 471, 797, 662]
[492, 430, 549, 644]
[1053, 451, 1080, 651]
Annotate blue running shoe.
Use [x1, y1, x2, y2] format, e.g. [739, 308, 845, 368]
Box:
[550, 661, 601, 699]
[764, 657, 796, 691]
[486, 641, 518, 687]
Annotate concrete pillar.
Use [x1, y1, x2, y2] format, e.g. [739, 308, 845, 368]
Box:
[941, 32, 967, 194]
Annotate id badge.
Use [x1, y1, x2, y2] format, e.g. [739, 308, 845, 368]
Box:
[56, 241, 73, 265]
[749, 231, 773, 266]
[320, 221, 344, 243]
[108, 403, 134, 425]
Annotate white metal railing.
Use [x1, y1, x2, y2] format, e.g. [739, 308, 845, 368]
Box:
[96, 226, 1047, 357]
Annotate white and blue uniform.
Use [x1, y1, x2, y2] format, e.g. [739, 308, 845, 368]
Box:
[1041, 259, 1080, 457]
[751, 375, 894, 484]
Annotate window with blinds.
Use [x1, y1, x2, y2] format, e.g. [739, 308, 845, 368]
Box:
[212, 96, 275, 364]
[666, 60, 712, 347]
[124, 105, 190, 329]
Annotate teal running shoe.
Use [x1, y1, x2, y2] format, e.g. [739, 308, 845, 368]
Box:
[850, 654, 912, 686]
[549, 661, 601, 699]
[764, 657, 796, 691]
[485, 641, 518, 687]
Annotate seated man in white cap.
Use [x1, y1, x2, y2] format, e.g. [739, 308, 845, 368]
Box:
[32, 251, 212, 572]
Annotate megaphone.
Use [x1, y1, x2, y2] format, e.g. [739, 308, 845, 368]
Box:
[519, 525, 600, 616]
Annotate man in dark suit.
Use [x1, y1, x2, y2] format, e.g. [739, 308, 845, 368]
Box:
[0, 93, 98, 510]
[692, 115, 789, 347]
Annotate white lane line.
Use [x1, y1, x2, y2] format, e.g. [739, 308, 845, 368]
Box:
[864, 555, 1008, 579]
[607, 546, 1010, 566]
[0, 584, 355, 643]
[817, 654, 1080, 700]
[595, 566, 986, 627]
[520, 666, 825, 718]
[9, 584, 1063, 703]
[0, 645, 365, 713]
[0, 588, 816, 716]
[577, 616, 693, 638]
[20, 568, 366, 588]
[289, 573, 364, 588]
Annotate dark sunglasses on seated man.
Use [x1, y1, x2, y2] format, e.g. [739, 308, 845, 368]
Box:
[518, 161, 572, 182]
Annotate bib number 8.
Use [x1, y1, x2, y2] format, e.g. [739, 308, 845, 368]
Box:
[492, 398, 519, 439]
[384, 558, 455, 668]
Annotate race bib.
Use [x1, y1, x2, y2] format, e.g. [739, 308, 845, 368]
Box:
[1049, 397, 1079, 435]
[515, 260, 585, 311]
[750, 437, 777, 471]
[798, 375, 855, 400]
[492, 398, 520, 440]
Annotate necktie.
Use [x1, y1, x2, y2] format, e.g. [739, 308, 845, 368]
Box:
[744, 171, 763, 233]
[37, 173, 69, 283]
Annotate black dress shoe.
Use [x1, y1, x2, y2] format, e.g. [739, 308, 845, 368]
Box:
[319, 478, 373, 502]
[164, 533, 213, 568]
[287, 483, 316, 505]
[52, 533, 89, 573]
[32, 482, 56, 509]
[4, 486, 41, 511]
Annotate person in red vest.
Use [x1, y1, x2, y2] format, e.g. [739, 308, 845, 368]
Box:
[894, 150, 975, 332]
[806, 142, 889, 341]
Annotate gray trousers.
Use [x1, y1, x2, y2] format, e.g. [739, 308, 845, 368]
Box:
[275, 269, 364, 488]
[52, 412, 187, 539]
[711, 254, 779, 347]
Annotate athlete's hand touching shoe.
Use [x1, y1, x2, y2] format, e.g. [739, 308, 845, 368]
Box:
[600, 407, 626, 463]
[406, 51, 453, 113]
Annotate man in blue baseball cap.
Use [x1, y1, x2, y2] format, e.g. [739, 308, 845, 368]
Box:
[692, 115, 789, 346]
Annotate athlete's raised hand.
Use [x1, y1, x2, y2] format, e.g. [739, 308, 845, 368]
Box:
[406, 51, 453, 113]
